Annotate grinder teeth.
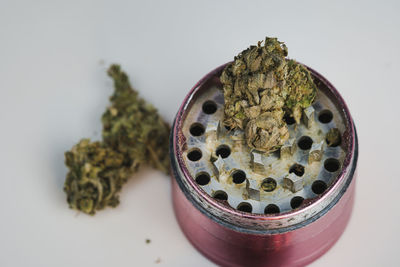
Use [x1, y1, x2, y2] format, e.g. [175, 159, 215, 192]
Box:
[246, 179, 261, 201]
[283, 173, 304, 193]
[206, 120, 221, 142]
[212, 156, 229, 180]
[280, 138, 297, 159]
[251, 151, 265, 173]
[303, 106, 315, 129]
[308, 141, 324, 164]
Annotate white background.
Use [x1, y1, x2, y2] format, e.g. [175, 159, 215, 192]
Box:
[0, 0, 399, 266]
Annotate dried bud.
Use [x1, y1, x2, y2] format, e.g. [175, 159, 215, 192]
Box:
[220, 37, 316, 153]
[64, 65, 170, 215]
[64, 139, 131, 215]
[102, 65, 170, 174]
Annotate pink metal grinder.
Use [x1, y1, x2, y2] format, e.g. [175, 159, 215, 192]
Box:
[170, 63, 358, 267]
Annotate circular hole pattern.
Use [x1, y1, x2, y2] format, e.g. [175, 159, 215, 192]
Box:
[261, 178, 277, 192]
[324, 158, 340, 172]
[189, 123, 205, 136]
[290, 196, 304, 209]
[297, 136, 313, 150]
[216, 145, 231, 158]
[202, 100, 217, 114]
[187, 148, 202, 161]
[237, 202, 252, 213]
[284, 113, 296, 125]
[318, 110, 333, 123]
[232, 170, 246, 184]
[195, 172, 210, 186]
[213, 190, 228, 201]
[289, 164, 305, 177]
[264, 204, 280, 214]
[312, 180, 327, 195]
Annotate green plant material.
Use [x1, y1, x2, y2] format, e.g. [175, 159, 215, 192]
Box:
[285, 60, 317, 123]
[220, 37, 317, 153]
[64, 139, 131, 215]
[102, 65, 170, 174]
[64, 65, 170, 215]
[326, 128, 341, 147]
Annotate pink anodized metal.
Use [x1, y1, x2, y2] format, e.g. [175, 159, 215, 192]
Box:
[170, 63, 358, 267]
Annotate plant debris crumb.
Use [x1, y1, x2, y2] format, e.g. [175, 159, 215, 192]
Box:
[326, 128, 341, 147]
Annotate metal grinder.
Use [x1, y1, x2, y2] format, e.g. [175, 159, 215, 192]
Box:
[170, 63, 358, 267]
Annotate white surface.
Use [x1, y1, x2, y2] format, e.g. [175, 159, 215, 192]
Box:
[0, 0, 399, 266]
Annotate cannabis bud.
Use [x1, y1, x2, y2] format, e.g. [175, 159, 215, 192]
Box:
[64, 65, 170, 215]
[102, 65, 170, 174]
[220, 37, 317, 153]
[64, 139, 131, 215]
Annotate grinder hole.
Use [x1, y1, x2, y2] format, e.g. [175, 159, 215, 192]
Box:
[284, 113, 296, 125]
[264, 204, 280, 214]
[298, 136, 313, 150]
[202, 100, 217, 114]
[312, 180, 327, 194]
[232, 170, 246, 184]
[289, 164, 305, 177]
[237, 202, 252, 213]
[324, 158, 340, 172]
[318, 110, 333, 123]
[195, 172, 210, 186]
[290, 196, 304, 209]
[216, 145, 231, 158]
[261, 178, 277, 192]
[187, 148, 202, 161]
[189, 123, 205, 136]
[213, 190, 228, 201]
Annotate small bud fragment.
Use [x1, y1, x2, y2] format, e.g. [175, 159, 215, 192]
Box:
[303, 106, 315, 129]
[308, 141, 324, 164]
[283, 173, 304, 193]
[326, 128, 341, 147]
[251, 151, 265, 173]
[280, 138, 296, 159]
